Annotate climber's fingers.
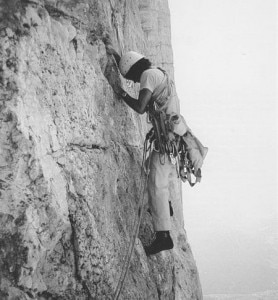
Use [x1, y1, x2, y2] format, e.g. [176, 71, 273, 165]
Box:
[105, 44, 117, 55]
[106, 46, 121, 66]
[102, 32, 113, 45]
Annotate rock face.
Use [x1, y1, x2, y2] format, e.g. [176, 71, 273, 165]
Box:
[0, 0, 202, 299]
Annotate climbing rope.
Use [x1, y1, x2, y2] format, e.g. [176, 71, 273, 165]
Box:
[113, 136, 152, 300]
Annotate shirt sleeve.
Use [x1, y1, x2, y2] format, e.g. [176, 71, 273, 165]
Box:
[139, 70, 157, 92]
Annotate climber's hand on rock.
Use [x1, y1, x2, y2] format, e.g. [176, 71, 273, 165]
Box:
[103, 33, 113, 47]
[113, 85, 125, 98]
[105, 44, 117, 56]
[107, 47, 121, 66]
[103, 34, 121, 66]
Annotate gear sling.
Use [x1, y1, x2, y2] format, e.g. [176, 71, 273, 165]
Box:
[145, 68, 208, 186]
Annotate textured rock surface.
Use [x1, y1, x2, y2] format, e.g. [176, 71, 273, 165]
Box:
[0, 0, 202, 299]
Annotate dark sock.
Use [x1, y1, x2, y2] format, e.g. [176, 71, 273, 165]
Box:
[169, 201, 174, 216]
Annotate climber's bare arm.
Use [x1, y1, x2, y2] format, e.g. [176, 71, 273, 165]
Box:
[120, 88, 152, 114]
[108, 48, 121, 66]
[103, 37, 152, 113]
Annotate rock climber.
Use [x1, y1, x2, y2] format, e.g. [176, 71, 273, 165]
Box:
[105, 47, 182, 256]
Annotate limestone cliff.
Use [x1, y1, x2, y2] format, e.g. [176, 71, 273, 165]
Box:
[0, 0, 202, 299]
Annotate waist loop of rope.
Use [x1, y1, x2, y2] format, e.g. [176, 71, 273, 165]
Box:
[113, 136, 152, 300]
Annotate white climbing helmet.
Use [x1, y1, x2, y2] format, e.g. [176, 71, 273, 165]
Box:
[119, 51, 145, 76]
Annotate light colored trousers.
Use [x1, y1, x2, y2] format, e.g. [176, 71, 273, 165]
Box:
[148, 151, 176, 231]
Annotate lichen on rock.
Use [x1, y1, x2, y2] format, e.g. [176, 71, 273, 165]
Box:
[0, 0, 203, 299]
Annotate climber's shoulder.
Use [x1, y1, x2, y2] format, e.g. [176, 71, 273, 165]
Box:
[140, 67, 164, 92]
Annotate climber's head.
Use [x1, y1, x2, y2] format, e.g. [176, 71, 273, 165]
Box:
[119, 51, 151, 82]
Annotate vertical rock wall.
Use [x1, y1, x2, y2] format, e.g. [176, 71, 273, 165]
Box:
[0, 0, 202, 299]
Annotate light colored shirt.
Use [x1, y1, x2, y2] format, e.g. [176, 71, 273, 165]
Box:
[140, 68, 164, 93]
[140, 68, 178, 114]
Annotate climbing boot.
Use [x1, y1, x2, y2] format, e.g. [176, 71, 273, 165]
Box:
[145, 231, 174, 256]
[169, 201, 173, 216]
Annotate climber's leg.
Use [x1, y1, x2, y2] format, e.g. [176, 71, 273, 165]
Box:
[147, 151, 174, 231]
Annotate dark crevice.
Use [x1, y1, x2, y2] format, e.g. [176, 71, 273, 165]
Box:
[82, 281, 94, 300]
[172, 265, 176, 298]
[71, 38, 77, 52]
[68, 212, 81, 281]
[44, 4, 86, 28]
[37, 291, 55, 299]
[68, 143, 108, 151]
[68, 212, 94, 300]
[22, 0, 42, 5]
[157, 286, 162, 300]
[45, 4, 72, 19]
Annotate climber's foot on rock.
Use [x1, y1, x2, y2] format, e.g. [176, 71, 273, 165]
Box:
[144, 231, 174, 256]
